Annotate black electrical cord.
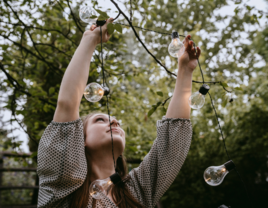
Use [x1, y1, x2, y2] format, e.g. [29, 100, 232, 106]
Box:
[100, 26, 116, 170]
[100, 25, 128, 208]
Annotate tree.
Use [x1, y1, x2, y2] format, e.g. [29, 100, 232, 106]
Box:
[0, 0, 267, 207]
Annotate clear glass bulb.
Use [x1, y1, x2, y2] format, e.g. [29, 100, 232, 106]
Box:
[84, 83, 104, 102]
[168, 38, 185, 58]
[79, 4, 97, 24]
[188, 92, 205, 109]
[89, 177, 113, 199]
[204, 165, 229, 186]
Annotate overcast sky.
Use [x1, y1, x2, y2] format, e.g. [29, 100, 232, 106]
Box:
[1, 0, 267, 153]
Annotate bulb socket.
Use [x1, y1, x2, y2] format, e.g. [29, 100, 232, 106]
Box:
[171, 31, 179, 39]
[96, 20, 106, 26]
[103, 87, 110, 96]
[110, 172, 122, 184]
[224, 160, 235, 172]
[198, 84, 210, 95]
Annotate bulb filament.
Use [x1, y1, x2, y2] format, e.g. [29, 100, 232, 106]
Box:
[192, 93, 202, 106]
[90, 191, 96, 196]
[173, 39, 178, 46]
[205, 177, 211, 182]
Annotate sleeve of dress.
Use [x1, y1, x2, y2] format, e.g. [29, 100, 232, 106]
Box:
[36, 118, 87, 208]
[128, 116, 192, 208]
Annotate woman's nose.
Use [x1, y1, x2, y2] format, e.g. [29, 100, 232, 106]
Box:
[110, 119, 119, 127]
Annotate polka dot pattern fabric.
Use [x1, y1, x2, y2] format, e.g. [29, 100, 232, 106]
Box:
[37, 116, 192, 208]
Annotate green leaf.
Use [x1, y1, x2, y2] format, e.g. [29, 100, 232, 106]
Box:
[234, 0, 242, 4]
[90, 15, 97, 19]
[49, 87, 55, 95]
[156, 101, 162, 107]
[234, 87, 243, 91]
[220, 82, 228, 88]
[222, 97, 228, 107]
[150, 89, 155, 94]
[107, 23, 114, 35]
[95, 9, 109, 17]
[246, 5, 253, 11]
[148, 108, 156, 117]
[98, 15, 107, 21]
[127, 126, 130, 135]
[156, 91, 163, 97]
[234, 6, 240, 15]
[30, 151, 38, 158]
[114, 24, 122, 33]
[95, 9, 109, 20]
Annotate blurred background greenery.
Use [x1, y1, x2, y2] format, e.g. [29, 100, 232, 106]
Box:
[0, 0, 267, 207]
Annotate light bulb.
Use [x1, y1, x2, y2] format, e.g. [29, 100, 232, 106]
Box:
[89, 177, 113, 199]
[168, 31, 185, 58]
[204, 160, 235, 186]
[188, 84, 210, 109]
[89, 173, 122, 199]
[79, 4, 97, 24]
[84, 83, 109, 102]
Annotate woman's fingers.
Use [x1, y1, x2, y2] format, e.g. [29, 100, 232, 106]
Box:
[183, 35, 191, 48]
[102, 17, 113, 31]
[187, 40, 194, 53]
[196, 47, 201, 58]
[183, 34, 201, 59]
[90, 24, 97, 31]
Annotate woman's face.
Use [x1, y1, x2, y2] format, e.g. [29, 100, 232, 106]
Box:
[84, 113, 125, 157]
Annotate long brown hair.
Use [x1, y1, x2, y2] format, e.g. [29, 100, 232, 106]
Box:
[69, 113, 144, 208]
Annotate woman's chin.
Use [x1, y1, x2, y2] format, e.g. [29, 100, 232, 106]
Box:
[112, 137, 125, 152]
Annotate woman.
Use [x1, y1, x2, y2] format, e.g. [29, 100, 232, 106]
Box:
[37, 18, 201, 208]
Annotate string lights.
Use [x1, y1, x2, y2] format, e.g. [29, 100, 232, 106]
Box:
[79, 1, 252, 207]
[84, 82, 110, 102]
[168, 31, 185, 59]
[89, 173, 122, 199]
[188, 84, 210, 109]
[79, 2, 97, 24]
[204, 160, 235, 186]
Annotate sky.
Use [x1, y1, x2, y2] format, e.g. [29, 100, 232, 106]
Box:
[1, 0, 267, 153]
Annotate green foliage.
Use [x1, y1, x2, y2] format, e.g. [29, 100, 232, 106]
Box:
[0, 0, 267, 207]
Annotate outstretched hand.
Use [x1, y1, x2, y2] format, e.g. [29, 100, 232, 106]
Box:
[179, 35, 201, 73]
[83, 18, 114, 45]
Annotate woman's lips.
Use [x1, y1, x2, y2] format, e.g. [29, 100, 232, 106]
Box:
[107, 129, 120, 134]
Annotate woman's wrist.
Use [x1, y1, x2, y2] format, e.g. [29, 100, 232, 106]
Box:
[178, 66, 193, 78]
[82, 33, 99, 47]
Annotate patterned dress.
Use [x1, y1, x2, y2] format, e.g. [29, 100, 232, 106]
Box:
[37, 116, 192, 207]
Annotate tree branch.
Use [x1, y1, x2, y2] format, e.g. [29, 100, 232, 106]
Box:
[110, 0, 177, 77]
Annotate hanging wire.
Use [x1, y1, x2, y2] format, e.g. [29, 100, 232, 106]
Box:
[100, 25, 129, 208]
[113, 21, 172, 36]
[100, 26, 116, 170]
[129, 0, 133, 22]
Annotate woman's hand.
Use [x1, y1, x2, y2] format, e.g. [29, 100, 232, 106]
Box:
[179, 34, 201, 73]
[83, 18, 114, 45]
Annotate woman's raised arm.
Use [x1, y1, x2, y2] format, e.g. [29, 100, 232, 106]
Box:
[165, 35, 201, 119]
[53, 18, 113, 122]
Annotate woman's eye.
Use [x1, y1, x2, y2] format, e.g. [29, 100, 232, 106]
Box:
[96, 118, 105, 122]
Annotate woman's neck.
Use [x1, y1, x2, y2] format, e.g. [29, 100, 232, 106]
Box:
[87, 152, 116, 182]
